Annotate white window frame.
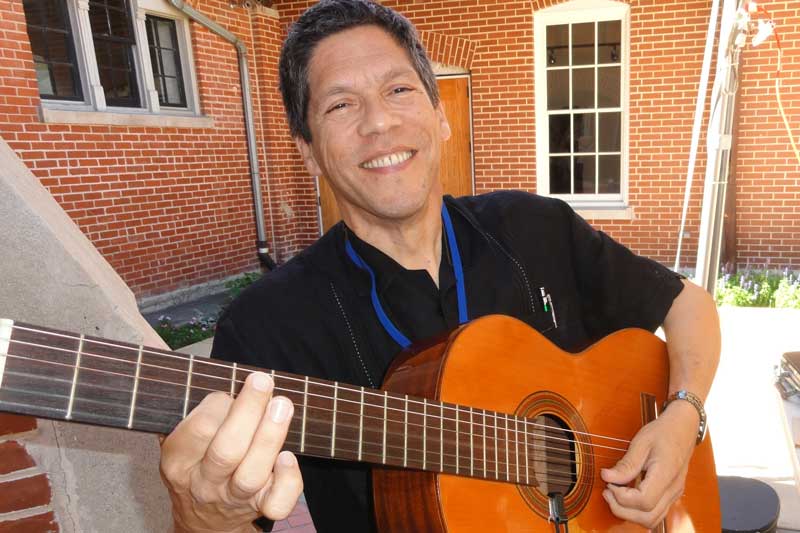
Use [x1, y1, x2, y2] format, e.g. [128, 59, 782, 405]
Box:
[37, 0, 209, 127]
[534, 0, 632, 219]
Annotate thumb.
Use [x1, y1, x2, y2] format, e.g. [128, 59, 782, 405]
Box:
[602, 439, 649, 486]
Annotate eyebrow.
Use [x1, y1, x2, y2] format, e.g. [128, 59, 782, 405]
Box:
[317, 66, 419, 102]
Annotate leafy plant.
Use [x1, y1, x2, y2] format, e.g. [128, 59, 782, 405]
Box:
[224, 271, 261, 300]
[715, 266, 800, 308]
[155, 315, 216, 350]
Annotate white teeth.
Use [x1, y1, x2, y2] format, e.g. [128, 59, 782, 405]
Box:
[362, 151, 413, 169]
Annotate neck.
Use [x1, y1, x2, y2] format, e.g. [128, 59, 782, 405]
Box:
[345, 197, 443, 287]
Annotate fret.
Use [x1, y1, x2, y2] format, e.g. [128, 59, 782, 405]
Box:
[358, 386, 364, 462]
[230, 363, 237, 396]
[505, 414, 510, 481]
[182, 355, 194, 419]
[382, 391, 388, 465]
[331, 382, 338, 458]
[300, 376, 309, 454]
[455, 406, 460, 475]
[403, 395, 409, 468]
[422, 398, 427, 470]
[65, 335, 85, 420]
[0, 319, 11, 389]
[126, 345, 144, 429]
[439, 403, 444, 473]
[482, 409, 487, 478]
[301, 379, 334, 457]
[524, 417, 529, 485]
[492, 412, 500, 479]
[514, 415, 520, 483]
[469, 407, 474, 477]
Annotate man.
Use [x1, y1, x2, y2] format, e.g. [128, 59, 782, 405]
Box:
[159, 1, 720, 532]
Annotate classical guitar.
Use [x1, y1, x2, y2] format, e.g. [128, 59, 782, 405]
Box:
[0, 315, 719, 532]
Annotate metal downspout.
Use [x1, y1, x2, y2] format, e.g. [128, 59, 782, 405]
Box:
[169, 0, 276, 270]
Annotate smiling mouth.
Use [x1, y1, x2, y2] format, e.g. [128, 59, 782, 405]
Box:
[360, 150, 416, 169]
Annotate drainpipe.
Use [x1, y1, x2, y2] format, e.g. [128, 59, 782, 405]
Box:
[169, 0, 277, 270]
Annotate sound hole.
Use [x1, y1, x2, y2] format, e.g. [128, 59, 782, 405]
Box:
[531, 414, 577, 497]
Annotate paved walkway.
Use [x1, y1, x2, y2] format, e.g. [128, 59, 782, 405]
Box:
[174, 306, 800, 531]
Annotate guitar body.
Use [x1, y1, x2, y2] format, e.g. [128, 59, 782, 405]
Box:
[373, 315, 720, 532]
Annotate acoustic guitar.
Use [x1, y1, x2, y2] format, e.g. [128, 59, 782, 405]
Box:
[0, 314, 719, 531]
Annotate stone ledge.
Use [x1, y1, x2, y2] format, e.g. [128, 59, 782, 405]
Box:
[40, 107, 214, 129]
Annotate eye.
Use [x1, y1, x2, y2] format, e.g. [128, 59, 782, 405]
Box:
[392, 86, 413, 95]
[326, 102, 349, 114]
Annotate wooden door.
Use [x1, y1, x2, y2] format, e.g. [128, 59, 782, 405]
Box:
[317, 75, 473, 234]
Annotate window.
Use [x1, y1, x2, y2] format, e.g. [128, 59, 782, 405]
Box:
[535, 0, 630, 216]
[22, 0, 201, 122]
[146, 15, 186, 107]
[23, 0, 83, 100]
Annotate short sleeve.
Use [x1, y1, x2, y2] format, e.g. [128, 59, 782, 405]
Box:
[564, 203, 684, 338]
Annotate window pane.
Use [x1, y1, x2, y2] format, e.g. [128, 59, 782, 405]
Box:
[598, 66, 620, 108]
[572, 67, 594, 109]
[599, 155, 621, 193]
[550, 156, 571, 193]
[546, 24, 569, 67]
[572, 22, 594, 66]
[107, 6, 131, 38]
[146, 15, 187, 107]
[598, 20, 621, 64]
[547, 69, 569, 110]
[23, 0, 82, 100]
[89, 6, 108, 35]
[574, 156, 596, 194]
[549, 114, 570, 153]
[52, 63, 78, 95]
[598, 112, 621, 152]
[164, 77, 182, 105]
[573, 113, 595, 153]
[34, 63, 53, 94]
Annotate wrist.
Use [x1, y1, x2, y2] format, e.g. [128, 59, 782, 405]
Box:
[663, 389, 707, 445]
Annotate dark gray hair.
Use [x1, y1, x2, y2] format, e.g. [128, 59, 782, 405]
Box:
[278, 0, 439, 142]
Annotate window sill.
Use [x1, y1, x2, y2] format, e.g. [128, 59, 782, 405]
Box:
[40, 107, 214, 129]
[573, 205, 634, 220]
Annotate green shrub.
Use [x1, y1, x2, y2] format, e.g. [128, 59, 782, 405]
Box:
[155, 315, 216, 350]
[225, 271, 261, 300]
[774, 276, 800, 309]
[716, 267, 799, 308]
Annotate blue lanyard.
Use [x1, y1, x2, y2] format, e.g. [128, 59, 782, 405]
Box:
[344, 204, 469, 349]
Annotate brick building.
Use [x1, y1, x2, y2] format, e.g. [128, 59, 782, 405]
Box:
[1, 0, 798, 301]
[0, 1, 798, 529]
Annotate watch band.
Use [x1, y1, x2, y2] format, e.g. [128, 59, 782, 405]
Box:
[663, 390, 707, 445]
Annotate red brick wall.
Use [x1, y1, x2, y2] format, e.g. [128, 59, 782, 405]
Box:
[735, 2, 800, 268]
[1, 0, 798, 301]
[0, 414, 58, 532]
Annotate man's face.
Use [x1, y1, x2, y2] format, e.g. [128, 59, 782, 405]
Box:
[295, 25, 451, 226]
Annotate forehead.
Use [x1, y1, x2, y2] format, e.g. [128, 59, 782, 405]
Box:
[306, 25, 417, 97]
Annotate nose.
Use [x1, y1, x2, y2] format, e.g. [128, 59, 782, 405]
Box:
[357, 96, 400, 137]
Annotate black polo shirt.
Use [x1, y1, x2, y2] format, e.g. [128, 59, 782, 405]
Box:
[211, 191, 684, 533]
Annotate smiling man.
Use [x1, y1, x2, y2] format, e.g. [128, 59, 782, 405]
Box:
[158, 1, 720, 532]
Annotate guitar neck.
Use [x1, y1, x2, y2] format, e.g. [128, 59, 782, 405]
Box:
[0, 319, 541, 486]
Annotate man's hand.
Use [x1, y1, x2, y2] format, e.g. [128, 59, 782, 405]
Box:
[600, 400, 699, 529]
[160, 371, 303, 533]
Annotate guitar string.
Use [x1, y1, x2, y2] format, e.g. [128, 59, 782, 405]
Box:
[1, 359, 605, 486]
[7, 325, 636, 445]
[1, 350, 624, 469]
[2, 342, 631, 458]
[1, 351, 628, 473]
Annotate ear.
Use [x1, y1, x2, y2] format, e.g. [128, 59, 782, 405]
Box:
[436, 102, 451, 142]
[294, 136, 323, 177]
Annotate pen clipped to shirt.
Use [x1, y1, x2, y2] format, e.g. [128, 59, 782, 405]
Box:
[539, 286, 558, 329]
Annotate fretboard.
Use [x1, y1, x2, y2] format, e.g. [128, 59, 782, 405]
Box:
[0, 319, 580, 487]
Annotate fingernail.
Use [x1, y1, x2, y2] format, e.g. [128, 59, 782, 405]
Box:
[278, 451, 296, 466]
[269, 397, 292, 423]
[251, 372, 272, 392]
